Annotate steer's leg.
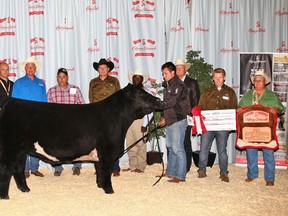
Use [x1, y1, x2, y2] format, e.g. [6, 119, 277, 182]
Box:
[100, 156, 114, 194]
[13, 153, 30, 193]
[0, 163, 12, 200]
[94, 162, 103, 188]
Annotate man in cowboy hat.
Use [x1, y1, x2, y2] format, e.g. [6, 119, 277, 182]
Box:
[89, 58, 121, 177]
[238, 69, 285, 186]
[0, 62, 14, 107]
[175, 58, 200, 173]
[123, 69, 150, 173]
[12, 56, 47, 178]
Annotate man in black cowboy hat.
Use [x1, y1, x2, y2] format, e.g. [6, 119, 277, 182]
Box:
[89, 58, 120, 103]
[89, 58, 121, 177]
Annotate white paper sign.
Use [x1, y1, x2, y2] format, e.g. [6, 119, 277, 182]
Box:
[201, 109, 236, 131]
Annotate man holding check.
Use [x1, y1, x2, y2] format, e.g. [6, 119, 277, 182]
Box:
[197, 68, 237, 182]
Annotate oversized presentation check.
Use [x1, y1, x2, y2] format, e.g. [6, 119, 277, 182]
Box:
[201, 109, 236, 131]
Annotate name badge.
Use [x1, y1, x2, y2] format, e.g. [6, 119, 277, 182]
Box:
[222, 95, 229, 100]
[70, 88, 77, 95]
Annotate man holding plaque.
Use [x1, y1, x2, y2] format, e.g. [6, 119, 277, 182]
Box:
[238, 70, 285, 186]
[197, 68, 237, 182]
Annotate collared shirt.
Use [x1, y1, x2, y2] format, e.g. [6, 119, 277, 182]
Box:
[238, 89, 285, 114]
[198, 84, 237, 110]
[12, 75, 47, 102]
[47, 84, 85, 104]
[89, 76, 120, 103]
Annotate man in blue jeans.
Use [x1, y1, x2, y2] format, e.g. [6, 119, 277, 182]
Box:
[158, 62, 191, 183]
[197, 68, 237, 182]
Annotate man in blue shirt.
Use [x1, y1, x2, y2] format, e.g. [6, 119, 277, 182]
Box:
[12, 56, 47, 178]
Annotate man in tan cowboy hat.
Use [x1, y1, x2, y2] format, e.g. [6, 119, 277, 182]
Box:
[12, 56, 47, 178]
[175, 58, 200, 173]
[89, 58, 121, 177]
[123, 69, 150, 173]
[238, 69, 285, 186]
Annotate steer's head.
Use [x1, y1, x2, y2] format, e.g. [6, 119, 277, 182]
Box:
[123, 84, 162, 119]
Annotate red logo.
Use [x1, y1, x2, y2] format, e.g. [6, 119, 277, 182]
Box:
[249, 21, 266, 34]
[195, 24, 209, 32]
[275, 8, 288, 16]
[30, 37, 45, 56]
[0, 58, 18, 77]
[56, 18, 74, 31]
[220, 2, 240, 15]
[86, 0, 99, 12]
[132, 39, 156, 57]
[132, 0, 155, 18]
[220, 40, 240, 54]
[87, 39, 100, 53]
[170, 20, 185, 32]
[0, 17, 16, 36]
[276, 41, 288, 52]
[106, 17, 119, 36]
[107, 57, 120, 77]
[28, 0, 44, 16]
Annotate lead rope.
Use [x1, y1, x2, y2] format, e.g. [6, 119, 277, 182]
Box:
[151, 114, 164, 186]
[121, 112, 165, 186]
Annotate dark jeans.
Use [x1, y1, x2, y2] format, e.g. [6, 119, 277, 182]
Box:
[184, 126, 192, 172]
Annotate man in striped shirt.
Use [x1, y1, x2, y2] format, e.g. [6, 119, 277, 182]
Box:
[47, 68, 85, 176]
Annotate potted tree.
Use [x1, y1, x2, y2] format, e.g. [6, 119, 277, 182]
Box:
[145, 82, 166, 165]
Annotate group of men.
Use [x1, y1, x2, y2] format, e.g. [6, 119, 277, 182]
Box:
[0, 56, 285, 186]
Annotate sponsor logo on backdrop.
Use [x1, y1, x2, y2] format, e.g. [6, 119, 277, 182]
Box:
[87, 39, 100, 53]
[249, 21, 265, 33]
[195, 24, 209, 32]
[106, 18, 119, 36]
[86, 0, 99, 12]
[132, 0, 155, 18]
[107, 57, 119, 76]
[275, 8, 288, 16]
[28, 0, 44, 16]
[132, 38, 156, 57]
[170, 20, 184, 32]
[56, 18, 74, 31]
[186, 44, 192, 51]
[276, 41, 288, 53]
[30, 37, 45, 56]
[0, 58, 18, 77]
[0, 17, 16, 36]
[220, 2, 240, 15]
[185, 0, 190, 9]
[220, 41, 240, 53]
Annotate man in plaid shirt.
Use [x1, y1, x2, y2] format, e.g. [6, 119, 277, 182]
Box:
[47, 68, 85, 176]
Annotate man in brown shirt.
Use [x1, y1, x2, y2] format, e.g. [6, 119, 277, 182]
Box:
[89, 58, 121, 177]
[197, 68, 237, 183]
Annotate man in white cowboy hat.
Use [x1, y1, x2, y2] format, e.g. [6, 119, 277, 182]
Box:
[12, 56, 47, 178]
[175, 58, 200, 173]
[123, 69, 150, 173]
[238, 69, 285, 186]
[89, 58, 121, 177]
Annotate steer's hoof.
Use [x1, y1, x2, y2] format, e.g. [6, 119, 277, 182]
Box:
[0, 195, 10, 200]
[18, 186, 30, 193]
[104, 188, 114, 194]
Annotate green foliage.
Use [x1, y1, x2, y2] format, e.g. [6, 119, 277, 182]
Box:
[186, 50, 213, 93]
[146, 111, 166, 151]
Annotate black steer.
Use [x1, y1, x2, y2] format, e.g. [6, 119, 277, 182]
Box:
[0, 83, 161, 199]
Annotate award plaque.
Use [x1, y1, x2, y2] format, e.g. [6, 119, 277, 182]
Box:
[236, 104, 279, 150]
